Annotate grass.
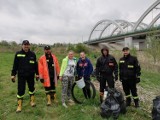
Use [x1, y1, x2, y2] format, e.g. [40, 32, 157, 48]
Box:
[0, 49, 160, 120]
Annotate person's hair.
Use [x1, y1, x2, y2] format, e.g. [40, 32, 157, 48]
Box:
[80, 51, 85, 54]
[68, 50, 74, 54]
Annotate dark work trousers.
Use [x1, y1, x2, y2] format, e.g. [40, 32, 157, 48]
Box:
[82, 77, 91, 99]
[45, 77, 55, 94]
[100, 74, 114, 93]
[17, 75, 35, 98]
[122, 79, 138, 99]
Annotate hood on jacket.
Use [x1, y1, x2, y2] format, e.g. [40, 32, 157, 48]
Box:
[101, 47, 109, 56]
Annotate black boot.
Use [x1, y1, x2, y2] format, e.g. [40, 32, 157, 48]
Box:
[134, 99, 139, 108]
[86, 89, 91, 99]
[126, 97, 131, 106]
[83, 87, 88, 99]
[100, 95, 103, 103]
[50, 92, 55, 100]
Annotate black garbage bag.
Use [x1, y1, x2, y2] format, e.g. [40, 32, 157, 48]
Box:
[152, 96, 160, 120]
[100, 88, 126, 119]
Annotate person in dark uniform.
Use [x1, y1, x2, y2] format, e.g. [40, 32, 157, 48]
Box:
[38, 45, 60, 106]
[119, 47, 141, 108]
[96, 47, 118, 103]
[11, 40, 39, 112]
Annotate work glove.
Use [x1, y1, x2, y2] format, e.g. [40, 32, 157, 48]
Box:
[119, 76, 122, 82]
[115, 76, 118, 81]
[57, 76, 59, 80]
[136, 76, 140, 83]
[35, 75, 39, 81]
[75, 76, 78, 81]
[40, 79, 44, 83]
[96, 75, 101, 82]
[11, 76, 16, 83]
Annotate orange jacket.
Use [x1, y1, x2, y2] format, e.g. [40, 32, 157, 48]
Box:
[38, 54, 60, 87]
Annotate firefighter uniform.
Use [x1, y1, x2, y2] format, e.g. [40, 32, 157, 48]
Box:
[119, 54, 141, 107]
[11, 46, 38, 112]
[96, 48, 118, 103]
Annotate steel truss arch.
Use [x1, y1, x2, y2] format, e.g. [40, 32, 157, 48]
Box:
[110, 20, 134, 37]
[148, 13, 160, 28]
[133, 0, 160, 31]
[88, 19, 124, 41]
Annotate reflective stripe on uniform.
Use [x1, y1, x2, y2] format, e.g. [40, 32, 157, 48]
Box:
[17, 54, 26, 57]
[133, 96, 139, 99]
[17, 95, 24, 98]
[128, 65, 134, 68]
[45, 90, 56, 93]
[29, 91, 35, 95]
[45, 91, 50, 94]
[120, 60, 125, 63]
[29, 60, 35, 64]
[50, 90, 56, 92]
[125, 94, 131, 98]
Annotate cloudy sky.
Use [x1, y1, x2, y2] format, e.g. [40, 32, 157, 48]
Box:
[0, 0, 158, 44]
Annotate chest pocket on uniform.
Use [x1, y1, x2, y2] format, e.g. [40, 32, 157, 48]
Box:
[29, 60, 35, 64]
[108, 62, 114, 66]
[119, 60, 125, 64]
[29, 57, 35, 64]
[128, 65, 134, 69]
[108, 59, 115, 69]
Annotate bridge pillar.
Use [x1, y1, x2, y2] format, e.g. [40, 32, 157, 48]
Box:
[124, 37, 133, 48]
[133, 39, 146, 50]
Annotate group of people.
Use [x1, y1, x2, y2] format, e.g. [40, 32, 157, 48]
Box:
[96, 47, 141, 108]
[11, 40, 141, 113]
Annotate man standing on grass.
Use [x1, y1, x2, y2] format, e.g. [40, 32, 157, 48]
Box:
[76, 52, 93, 99]
[59, 51, 77, 108]
[96, 47, 118, 103]
[11, 40, 39, 113]
[119, 47, 141, 108]
[38, 45, 60, 106]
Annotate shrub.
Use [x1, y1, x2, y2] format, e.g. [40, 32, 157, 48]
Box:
[74, 43, 89, 54]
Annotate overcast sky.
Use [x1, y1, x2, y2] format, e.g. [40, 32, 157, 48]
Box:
[0, 0, 158, 44]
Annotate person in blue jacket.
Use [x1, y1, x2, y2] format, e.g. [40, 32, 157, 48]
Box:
[76, 52, 93, 99]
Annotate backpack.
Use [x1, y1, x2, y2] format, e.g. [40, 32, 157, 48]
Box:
[152, 96, 160, 120]
[100, 87, 126, 119]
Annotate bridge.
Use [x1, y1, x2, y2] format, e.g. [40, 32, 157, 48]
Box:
[84, 0, 160, 50]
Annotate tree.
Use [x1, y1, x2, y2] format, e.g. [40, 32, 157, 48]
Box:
[0, 40, 9, 46]
[146, 30, 160, 64]
[74, 43, 89, 54]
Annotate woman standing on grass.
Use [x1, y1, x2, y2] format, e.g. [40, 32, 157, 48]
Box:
[76, 52, 93, 99]
[59, 51, 77, 108]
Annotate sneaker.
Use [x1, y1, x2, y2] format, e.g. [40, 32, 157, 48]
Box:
[62, 103, 68, 108]
[68, 99, 75, 106]
[68, 99, 74, 103]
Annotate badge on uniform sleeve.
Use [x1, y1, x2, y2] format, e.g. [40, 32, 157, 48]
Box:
[128, 65, 134, 68]
[109, 63, 114, 66]
[29, 60, 35, 64]
[120, 60, 125, 63]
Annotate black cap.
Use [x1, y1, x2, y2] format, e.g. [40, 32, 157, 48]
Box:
[22, 40, 30, 45]
[122, 47, 129, 51]
[44, 45, 51, 50]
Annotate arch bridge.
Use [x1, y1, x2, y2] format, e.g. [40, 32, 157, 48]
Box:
[86, 0, 160, 50]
